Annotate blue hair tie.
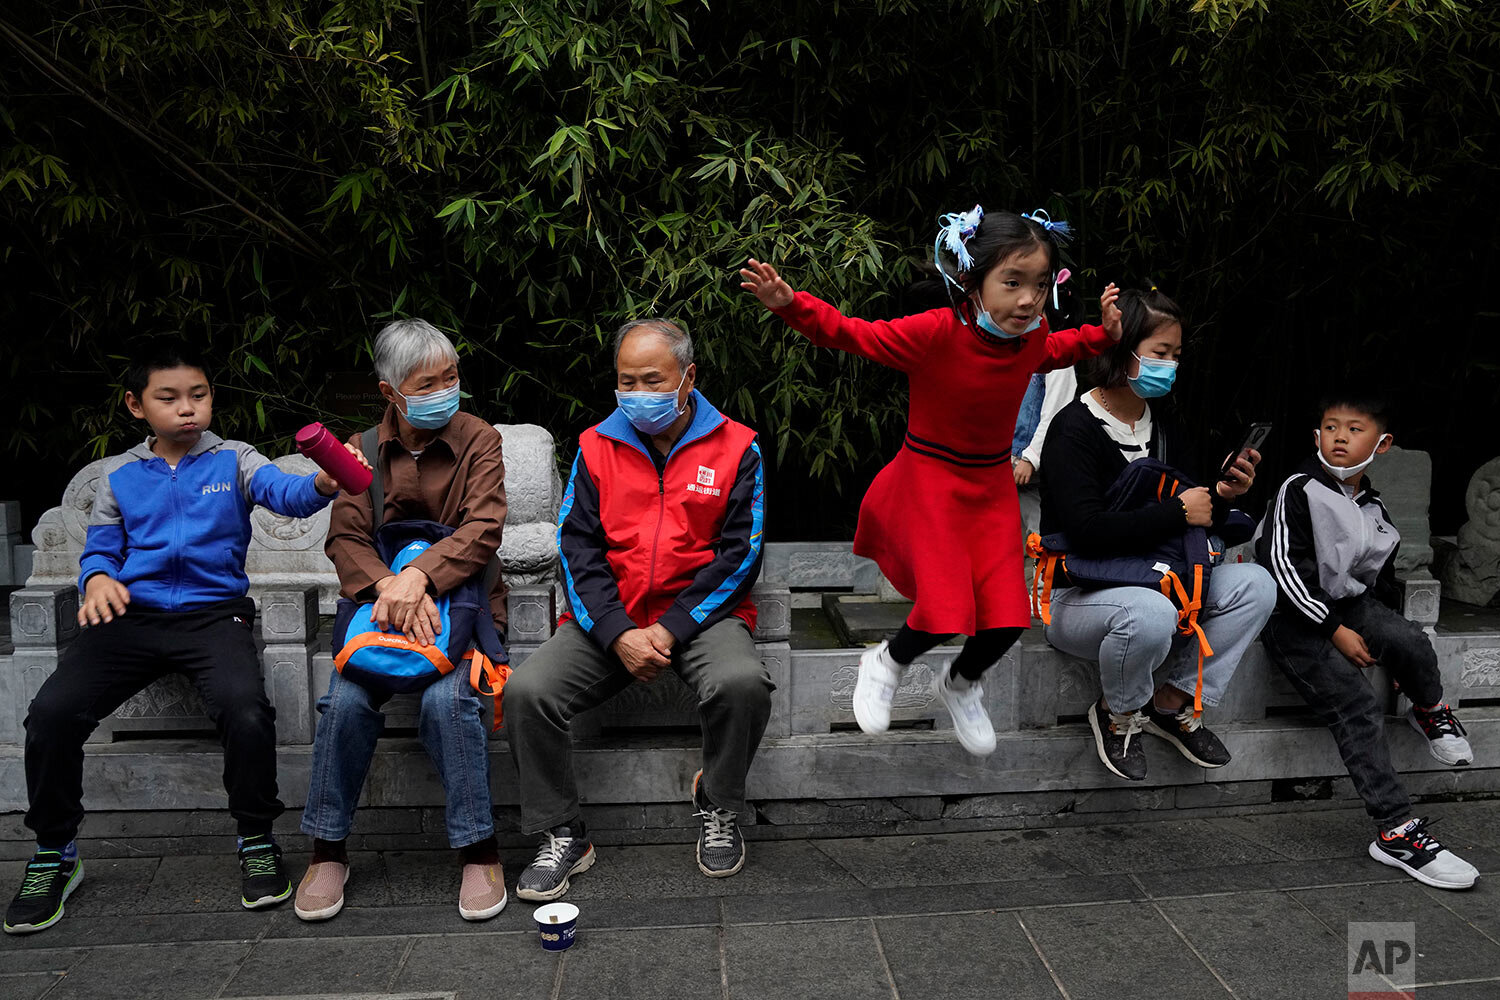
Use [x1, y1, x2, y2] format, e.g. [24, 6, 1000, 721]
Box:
[1021, 209, 1074, 243]
[933, 204, 984, 291]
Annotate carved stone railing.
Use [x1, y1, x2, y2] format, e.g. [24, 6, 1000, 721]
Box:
[3, 444, 1489, 800]
[10, 423, 562, 744]
[26, 423, 563, 614]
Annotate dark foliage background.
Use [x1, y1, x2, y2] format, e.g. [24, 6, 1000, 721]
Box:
[3, 0, 1497, 540]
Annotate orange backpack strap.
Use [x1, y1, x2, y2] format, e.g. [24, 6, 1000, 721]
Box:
[1161, 567, 1215, 717]
[1027, 533, 1059, 626]
[467, 650, 512, 732]
[334, 632, 456, 676]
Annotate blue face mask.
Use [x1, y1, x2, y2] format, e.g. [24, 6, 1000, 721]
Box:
[974, 294, 1043, 340]
[1128, 354, 1178, 399]
[401, 380, 461, 429]
[616, 374, 688, 435]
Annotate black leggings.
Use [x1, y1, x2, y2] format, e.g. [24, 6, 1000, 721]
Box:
[887, 623, 1024, 681]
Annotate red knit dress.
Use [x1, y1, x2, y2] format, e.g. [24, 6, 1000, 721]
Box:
[773, 292, 1114, 634]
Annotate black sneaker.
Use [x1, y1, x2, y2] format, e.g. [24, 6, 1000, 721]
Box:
[692, 769, 746, 878]
[1369, 817, 1479, 890]
[1142, 702, 1231, 768]
[239, 836, 292, 910]
[4, 850, 83, 934]
[516, 823, 596, 902]
[1088, 701, 1148, 781]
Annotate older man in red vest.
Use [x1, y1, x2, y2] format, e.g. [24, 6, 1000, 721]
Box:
[504, 317, 769, 902]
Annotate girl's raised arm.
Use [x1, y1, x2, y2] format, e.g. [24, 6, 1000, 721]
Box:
[739, 258, 939, 373]
[1037, 283, 1124, 372]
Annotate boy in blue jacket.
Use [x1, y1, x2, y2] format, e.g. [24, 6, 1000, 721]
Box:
[4, 340, 363, 934]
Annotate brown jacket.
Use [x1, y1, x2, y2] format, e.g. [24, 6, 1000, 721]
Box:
[325, 406, 508, 627]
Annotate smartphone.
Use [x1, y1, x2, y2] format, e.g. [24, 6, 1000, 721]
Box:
[1220, 422, 1272, 481]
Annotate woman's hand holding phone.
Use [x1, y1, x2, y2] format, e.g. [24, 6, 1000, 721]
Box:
[1216, 448, 1261, 499]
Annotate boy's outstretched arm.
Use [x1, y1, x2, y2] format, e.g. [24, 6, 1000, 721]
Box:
[231, 442, 356, 517]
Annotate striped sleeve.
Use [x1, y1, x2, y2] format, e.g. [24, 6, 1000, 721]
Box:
[657, 440, 766, 644]
[557, 449, 636, 652]
[1260, 475, 1343, 636]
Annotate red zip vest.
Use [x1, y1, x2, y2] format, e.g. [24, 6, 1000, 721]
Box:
[571, 399, 760, 633]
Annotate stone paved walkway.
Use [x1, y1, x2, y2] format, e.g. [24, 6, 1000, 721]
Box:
[5, 801, 1500, 999]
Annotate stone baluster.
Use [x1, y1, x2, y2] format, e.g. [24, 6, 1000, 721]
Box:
[3, 585, 78, 745]
[506, 585, 558, 653]
[258, 588, 321, 745]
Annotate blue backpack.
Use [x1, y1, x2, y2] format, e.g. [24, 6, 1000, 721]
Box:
[332, 520, 509, 711]
[1029, 457, 1254, 715]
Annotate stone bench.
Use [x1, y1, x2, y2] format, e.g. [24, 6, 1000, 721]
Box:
[1, 579, 794, 746]
[7, 423, 563, 743]
[6, 440, 1500, 844]
[2, 419, 794, 745]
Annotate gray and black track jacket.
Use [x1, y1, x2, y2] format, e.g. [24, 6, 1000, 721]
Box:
[1253, 455, 1403, 637]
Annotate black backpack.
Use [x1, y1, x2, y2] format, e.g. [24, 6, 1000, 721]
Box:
[1028, 457, 1254, 715]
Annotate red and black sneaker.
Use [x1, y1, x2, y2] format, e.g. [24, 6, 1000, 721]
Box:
[1408, 703, 1472, 766]
[1369, 817, 1478, 890]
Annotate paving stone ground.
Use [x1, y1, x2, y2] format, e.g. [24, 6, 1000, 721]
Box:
[4, 800, 1500, 999]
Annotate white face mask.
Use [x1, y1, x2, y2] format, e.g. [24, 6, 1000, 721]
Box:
[1314, 429, 1390, 482]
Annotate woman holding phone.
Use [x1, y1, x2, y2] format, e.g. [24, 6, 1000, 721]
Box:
[1036, 288, 1278, 782]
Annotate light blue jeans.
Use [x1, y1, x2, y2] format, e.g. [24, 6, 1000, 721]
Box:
[1043, 562, 1277, 714]
[301, 666, 494, 848]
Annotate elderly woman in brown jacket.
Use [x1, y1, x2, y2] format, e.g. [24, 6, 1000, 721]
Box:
[294, 318, 509, 924]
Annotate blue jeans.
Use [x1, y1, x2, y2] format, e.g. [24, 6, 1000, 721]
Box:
[1043, 562, 1277, 713]
[301, 667, 494, 848]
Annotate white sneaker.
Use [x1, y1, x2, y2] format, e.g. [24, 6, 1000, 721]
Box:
[1369, 817, 1479, 890]
[852, 641, 904, 734]
[1408, 704, 1473, 766]
[935, 665, 997, 756]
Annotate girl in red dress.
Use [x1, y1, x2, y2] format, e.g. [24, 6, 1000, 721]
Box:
[740, 207, 1122, 756]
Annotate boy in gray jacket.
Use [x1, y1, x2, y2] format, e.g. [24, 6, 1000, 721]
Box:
[1256, 392, 1477, 889]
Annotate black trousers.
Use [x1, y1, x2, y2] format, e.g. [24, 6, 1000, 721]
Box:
[24, 597, 283, 845]
[1261, 596, 1443, 831]
[888, 623, 1024, 681]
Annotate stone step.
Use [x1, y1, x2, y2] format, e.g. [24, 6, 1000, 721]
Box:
[4, 713, 1497, 815]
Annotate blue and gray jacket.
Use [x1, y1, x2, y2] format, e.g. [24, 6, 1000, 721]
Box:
[79, 431, 333, 611]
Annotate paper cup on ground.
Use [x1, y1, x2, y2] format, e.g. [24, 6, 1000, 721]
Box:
[534, 902, 579, 951]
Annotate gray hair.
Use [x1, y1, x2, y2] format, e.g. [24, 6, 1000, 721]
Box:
[372, 318, 460, 388]
[612, 318, 693, 371]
